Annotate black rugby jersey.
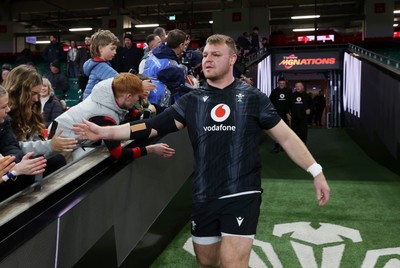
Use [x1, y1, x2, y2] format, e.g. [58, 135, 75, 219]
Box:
[168, 79, 281, 203]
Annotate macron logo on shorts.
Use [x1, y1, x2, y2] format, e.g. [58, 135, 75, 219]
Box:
[236, 217, 244, 227]
[203, 104, 236, 132]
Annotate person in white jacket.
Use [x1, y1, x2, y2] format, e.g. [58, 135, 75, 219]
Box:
[50, 72, 175, 161]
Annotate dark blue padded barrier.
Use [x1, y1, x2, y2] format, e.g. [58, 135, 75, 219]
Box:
[0, 129, 193, 267]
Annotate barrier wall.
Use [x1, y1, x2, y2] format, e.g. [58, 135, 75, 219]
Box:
[0, 129, 193, 267]
[345, 59, 400, 175]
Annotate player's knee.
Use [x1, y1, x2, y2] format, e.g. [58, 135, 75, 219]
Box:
[195, 254, 220, 267]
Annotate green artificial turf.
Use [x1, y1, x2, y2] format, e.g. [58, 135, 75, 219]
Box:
[151, 128, 400, 268]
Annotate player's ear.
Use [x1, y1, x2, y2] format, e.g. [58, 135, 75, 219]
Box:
[229, 54, 237, 65]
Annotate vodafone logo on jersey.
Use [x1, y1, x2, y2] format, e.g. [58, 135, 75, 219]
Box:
[203, 103, 236, 132]
[211, 104, 230, 122]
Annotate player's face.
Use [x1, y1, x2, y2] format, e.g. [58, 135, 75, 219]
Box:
[99, 43, 117, 61]
[202, 43, 237, 82]
[0, 93, 10, 123]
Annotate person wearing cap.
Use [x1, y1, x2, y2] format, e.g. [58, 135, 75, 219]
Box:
[113, 34, 144, 74]
[43, 60, 69, 99]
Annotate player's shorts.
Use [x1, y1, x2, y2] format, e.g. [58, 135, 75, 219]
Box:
[191, 193, 262, 245]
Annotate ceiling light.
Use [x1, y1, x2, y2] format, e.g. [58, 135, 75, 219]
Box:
[292, 28, 318, 32]
[36, 40, 51, 44]
[209, 21, 213, 24]
[135, 23, 159, 28]
[394, 10, 400, 14]
[394, 24, 399, 27]
[69, 27, 93, 32]
[291, 15, 320, 20]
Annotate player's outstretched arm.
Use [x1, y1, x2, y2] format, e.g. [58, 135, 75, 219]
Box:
[73, 111, 185, 142]
[266, 120, 330, 206]
[73, 118, 131, 141]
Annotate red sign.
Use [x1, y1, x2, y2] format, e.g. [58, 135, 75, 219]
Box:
[232, 12, 241, 22]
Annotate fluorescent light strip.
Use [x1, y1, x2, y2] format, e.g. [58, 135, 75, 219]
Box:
[69, 27, 93, 32]
[394, 10, 400, 14]
[291, 15, 320, 20]
[293, 28, 318, 32]
[135, 23, 159, 28]
[36, 40, 51, 44]
[394, 24, 399, 27]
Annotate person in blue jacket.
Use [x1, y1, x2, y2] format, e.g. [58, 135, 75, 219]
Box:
[143, 29, 191, 113]
[82, 30, 119, 100]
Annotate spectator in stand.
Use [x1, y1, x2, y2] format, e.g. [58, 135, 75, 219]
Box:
[113, 34, 143, 74]
[67, 40, 79, 78]
[153, 27, 167, 43]
[251, 26, 260, 51]
[143, 29, 191, 113]
[269, 26, 286, 46]
[49, 72, 174, 161]
[138, 34, 162, 74]
[4, 65, 77, 179]
[269, 77, 293, 153]
[15, 48, 33, 66]
[76, 35, 91, 97]
[43, 60, 69, 99]
[290, 81, 313, 144]
[236, 32, 253, 56]
[41, 34, 64, 71]
[314, 90, 326, 127]
[40, 78, 64, 128]
[0, 85, 47, 201]
[83, 29, 119, 100]
[132, 74, 157, 118]
[261, 37, 268, 49]
[1, 64, 12, 86]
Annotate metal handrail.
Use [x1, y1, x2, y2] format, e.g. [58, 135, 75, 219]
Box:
[348, 43, 400, 71]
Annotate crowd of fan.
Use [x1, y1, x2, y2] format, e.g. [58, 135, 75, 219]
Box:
[0, 26, 264, 201]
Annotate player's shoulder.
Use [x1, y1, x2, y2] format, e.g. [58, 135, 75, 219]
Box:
[235, 80, 265, 97]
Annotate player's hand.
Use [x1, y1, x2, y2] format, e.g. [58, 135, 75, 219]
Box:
[72, 118, 103, 141]
[314, 173, 330, 206]
[146, 143, 176, 158]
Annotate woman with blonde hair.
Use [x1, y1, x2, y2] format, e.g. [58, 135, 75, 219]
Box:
[4, 64, 77, 177]
[41, 78, 64, 128]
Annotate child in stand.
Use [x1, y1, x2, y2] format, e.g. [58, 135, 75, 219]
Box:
[133, 74, 157, 119]
[82, 30, 119, 100]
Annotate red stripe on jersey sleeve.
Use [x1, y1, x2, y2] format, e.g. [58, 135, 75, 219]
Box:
[132, 147, 141, 159]
[109, 145, 123, 159]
